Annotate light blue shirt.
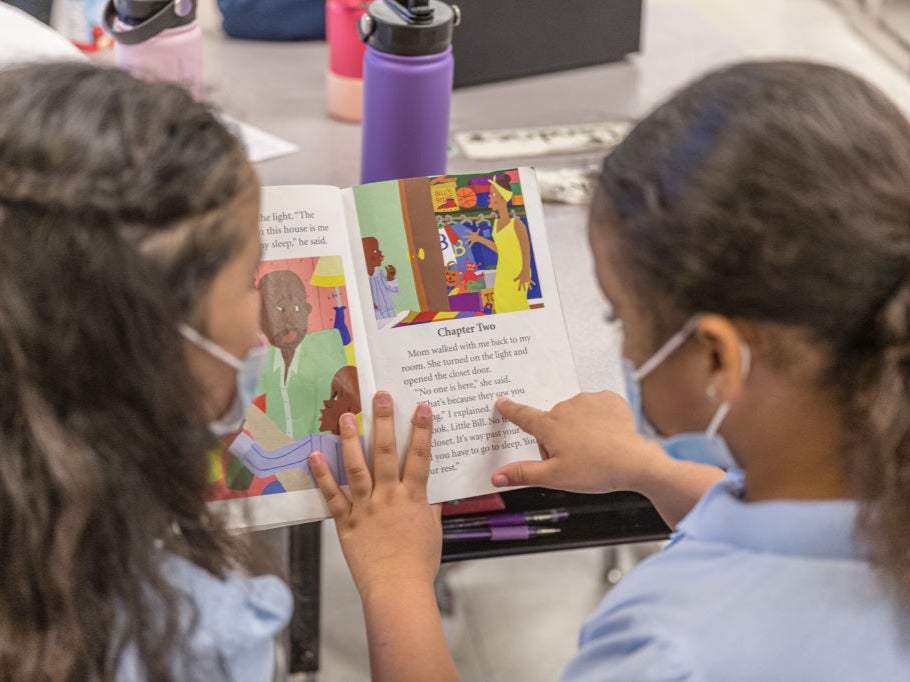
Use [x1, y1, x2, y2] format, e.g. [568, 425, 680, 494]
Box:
[368, 269, 400, 320]
[118, 554, 293, 681]
[560, 470, 910, 682]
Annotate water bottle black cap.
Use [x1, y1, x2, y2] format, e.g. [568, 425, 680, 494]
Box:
[359, 0, 459, 57]
[113, 0, 170, 22]
[103, 0, 195, 43]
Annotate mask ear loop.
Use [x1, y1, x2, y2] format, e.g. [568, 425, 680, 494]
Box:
[705, 341, 752, 438]
[633, 314, 703, 381]
[178, 323, 244, 371]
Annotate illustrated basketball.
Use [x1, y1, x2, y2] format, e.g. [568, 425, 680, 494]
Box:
[457, 186, 477, 208]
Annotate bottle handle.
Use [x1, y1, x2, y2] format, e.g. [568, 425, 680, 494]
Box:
[357, 12, 376, 43]
[102, 0, 196, 45]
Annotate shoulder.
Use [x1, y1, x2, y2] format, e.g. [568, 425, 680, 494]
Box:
[560, 587, 699, 682]
[160, 554, 293, 667]
[569, 502, 910, 681]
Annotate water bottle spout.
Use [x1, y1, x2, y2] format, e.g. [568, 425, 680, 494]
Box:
[385, 0, 433, 24]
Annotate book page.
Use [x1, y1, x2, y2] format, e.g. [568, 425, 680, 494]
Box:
[207, 185, 375, 531]
[342, 168, 579, 504]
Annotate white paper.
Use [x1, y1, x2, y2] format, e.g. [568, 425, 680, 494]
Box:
[222, 115, 300, 164]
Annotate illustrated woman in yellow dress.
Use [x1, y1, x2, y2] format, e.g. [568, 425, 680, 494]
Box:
[466, 176, 533, 313]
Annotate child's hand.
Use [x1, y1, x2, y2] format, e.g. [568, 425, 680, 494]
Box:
[310, 392, 441, 602]
[491, 391, 664, 495]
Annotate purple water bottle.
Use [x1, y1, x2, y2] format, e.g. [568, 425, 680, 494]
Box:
[358, 0, 460, 184]
[102, 0, 204, 99]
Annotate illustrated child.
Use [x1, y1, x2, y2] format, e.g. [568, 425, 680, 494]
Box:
[257, 269, 347, 438]
[319, 365, 362, 434]
[362, 235, 401, 325]
[311, 61, 910, 681]
[466, 175, 533, 314]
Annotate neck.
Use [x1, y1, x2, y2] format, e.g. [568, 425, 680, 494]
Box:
[732, 378, 850, 502]
[743, 460, 849, 501]
[496, 206, 510, 224]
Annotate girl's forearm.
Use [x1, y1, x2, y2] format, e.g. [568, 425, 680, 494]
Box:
[628, 443, 725, 529]
[361, 582, 461, 682]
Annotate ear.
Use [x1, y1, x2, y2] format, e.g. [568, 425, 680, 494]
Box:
[694, 314, 749, 403]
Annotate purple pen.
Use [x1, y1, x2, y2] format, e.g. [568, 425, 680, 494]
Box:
[443, 525, 562, 542]
[442, 508, 569, 530]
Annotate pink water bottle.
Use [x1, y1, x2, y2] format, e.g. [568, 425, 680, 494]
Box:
[102, 0, 204, 100]
[358, 0, 460, 184]
[326, 0, 369, 122]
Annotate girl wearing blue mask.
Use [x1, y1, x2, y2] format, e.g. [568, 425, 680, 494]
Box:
[311, 60, 910, 681]
[0, 62, 291, 682]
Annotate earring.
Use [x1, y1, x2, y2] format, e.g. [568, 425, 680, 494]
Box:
[706, 385, 719, 402]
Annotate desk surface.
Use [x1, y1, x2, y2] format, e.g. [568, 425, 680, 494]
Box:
[198, 2, 750, 398]
[197, 0, 910, 396]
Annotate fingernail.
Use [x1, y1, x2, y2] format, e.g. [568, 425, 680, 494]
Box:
[376, 391, 392, 406]
[496, 396, 510, 405]
[310, 451, 324, 468]
[416, 403, 431, 417]
[342, 413, 357, 429]
[492, 474, 509, 487]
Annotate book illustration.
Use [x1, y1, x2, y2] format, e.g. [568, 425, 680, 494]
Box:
[353, 168, 543, 328]
[362, 236, 402, 328]
[205, 255, 360, 501]
[318, 365, 362, 433]
[204, 172, 579, 530]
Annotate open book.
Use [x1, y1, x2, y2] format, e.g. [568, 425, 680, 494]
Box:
[206, 167, 580, 530]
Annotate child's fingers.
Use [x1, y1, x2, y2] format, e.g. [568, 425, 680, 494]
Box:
[371, 391, 400, 487]
[495, 396, 548, 436]
[310, 451, 351, 519]
[339, 412, 373, 500]
[402, 403, 433, 493]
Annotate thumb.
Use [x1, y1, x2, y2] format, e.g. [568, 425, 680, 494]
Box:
[492, 458, 558, 488]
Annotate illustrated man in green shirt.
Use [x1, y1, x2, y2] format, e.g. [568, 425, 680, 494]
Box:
[257, 269, 347, 439]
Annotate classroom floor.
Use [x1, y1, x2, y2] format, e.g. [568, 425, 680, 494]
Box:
[274, 1, 910, 680]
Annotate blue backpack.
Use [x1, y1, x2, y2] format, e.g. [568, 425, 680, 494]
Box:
[217, 0, 325, 41]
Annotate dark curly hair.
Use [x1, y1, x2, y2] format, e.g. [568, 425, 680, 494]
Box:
[594, 60, 910, 605]
[0, 62, 256, 681]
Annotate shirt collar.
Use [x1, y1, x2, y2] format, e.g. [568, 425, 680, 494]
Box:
[269, 341, 303, 372]
[675, 469, 866, 560]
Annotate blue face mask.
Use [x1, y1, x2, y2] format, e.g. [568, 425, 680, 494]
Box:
[179, 323, 267, 437]
[622, 316, 751, 469]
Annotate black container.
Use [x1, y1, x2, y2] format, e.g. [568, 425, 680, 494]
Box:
[442, 0, 642, 88]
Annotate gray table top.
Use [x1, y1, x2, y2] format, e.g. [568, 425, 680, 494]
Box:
[194, 4, 750, 396]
